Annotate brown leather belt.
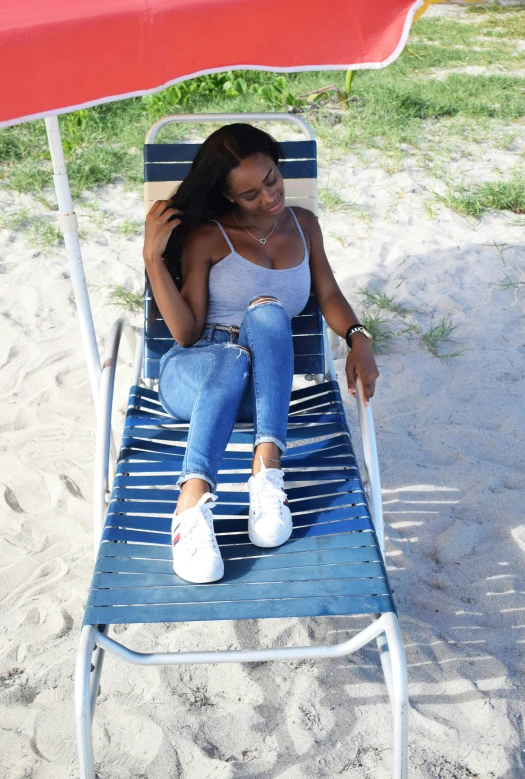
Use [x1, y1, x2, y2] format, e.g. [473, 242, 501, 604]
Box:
[205, 323, 241, 335]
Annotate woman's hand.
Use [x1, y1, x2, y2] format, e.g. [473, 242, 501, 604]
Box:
[143, 200, 182, 265]
[345, 336, 379, 406]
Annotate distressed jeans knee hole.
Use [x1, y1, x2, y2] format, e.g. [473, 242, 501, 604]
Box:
[248, 295, 282, 311]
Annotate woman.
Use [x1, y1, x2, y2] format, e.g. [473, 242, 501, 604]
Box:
[143, 123, 378, 584]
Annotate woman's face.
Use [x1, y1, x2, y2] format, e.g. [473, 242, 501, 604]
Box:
[226, 154, 285, 218]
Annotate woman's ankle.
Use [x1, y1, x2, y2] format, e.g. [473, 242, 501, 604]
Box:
[176, 479, 212, 515]
[252, 444, 282, 476]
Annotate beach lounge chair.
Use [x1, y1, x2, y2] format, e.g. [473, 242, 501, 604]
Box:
[76, 113, 408, 779]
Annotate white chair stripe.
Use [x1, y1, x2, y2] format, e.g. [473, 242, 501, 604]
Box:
[144, 178, 318, 216]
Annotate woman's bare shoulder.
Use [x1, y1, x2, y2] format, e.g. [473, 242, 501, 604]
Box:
[182, 221, 227, 260]
[290, 206, 318, 230]
[289, 206, 320, 244]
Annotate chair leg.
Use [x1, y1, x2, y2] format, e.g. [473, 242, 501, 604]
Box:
[376, 628, 394, 705]
[75, 625, 98, 779]
[382, 613, 408, 779]
[89, 626, 108, 716]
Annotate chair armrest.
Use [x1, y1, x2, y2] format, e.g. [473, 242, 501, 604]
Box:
[355, 377, 385, 555]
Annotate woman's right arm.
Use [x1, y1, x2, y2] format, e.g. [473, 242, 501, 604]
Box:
[143, 200, 209, 347]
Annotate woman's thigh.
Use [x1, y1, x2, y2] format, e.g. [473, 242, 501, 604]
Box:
[158, 345, 213, 420]
[158, 340, 252, 421]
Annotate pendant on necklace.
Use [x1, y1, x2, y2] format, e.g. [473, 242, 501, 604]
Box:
[259, 238, 267, 245]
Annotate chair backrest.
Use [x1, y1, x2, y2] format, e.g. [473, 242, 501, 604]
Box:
[143, 135, 325, 380]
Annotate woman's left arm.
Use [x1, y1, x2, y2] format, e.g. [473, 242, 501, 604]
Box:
[303, 210, 379, 405]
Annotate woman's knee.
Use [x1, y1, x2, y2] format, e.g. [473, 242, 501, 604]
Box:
[247, 295, 283, 311]
[244, 295, 290, 331]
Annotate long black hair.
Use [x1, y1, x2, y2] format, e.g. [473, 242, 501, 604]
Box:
[157, 123, 283, 292]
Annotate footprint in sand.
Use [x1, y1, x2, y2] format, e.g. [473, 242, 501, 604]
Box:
[0, 557, 69, 614]
[99, 713, 164, 775]
[2, 473, 62, 515]
[55, 365, 87, 389]
[32, 705, 78, 765]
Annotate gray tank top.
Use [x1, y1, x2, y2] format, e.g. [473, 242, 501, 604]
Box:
[206, 207, 311, 328]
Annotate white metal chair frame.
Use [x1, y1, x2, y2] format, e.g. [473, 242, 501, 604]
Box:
[75, 113, 408, 779]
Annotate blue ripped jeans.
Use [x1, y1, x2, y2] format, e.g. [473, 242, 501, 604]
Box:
[158, 298, 294, 491]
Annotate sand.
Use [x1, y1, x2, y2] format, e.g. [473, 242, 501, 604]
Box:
[1, 14, 525, 779]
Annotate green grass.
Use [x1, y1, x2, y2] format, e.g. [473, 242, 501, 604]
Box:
[467, 4, 525, 39]
[114, 217, 144, 236]
[491, 241, 525, 294]
[497, 268, 525, 292]
[356, 286, 463, 358]
[435, 174, 525, 218]
[417, 315, 463, 359]
[358, 287, 418, 317]
[329, 232, 347, 247]
[0, 207, 68, 251]
[360, 312, 395, 355]
[319, 185, 351, 212]
[93, 283, 144, 312]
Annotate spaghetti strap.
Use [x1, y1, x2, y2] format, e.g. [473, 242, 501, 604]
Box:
[288, 207, 308, 256]
[210, 219, 235, 253]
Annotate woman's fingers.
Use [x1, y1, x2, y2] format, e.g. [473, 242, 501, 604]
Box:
[143, 201, 182, 262]
[147, 199, 168, 216]
[359, 370, 377, 404]
[160, 201, 182, 215]
[345, 352, 379, 406]
[146, 200, 182, 222]
[346, 357, 357, 397]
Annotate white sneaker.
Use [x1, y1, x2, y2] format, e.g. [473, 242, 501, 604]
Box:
[248, 461, 293, 548]
[171, 493, 224, 583]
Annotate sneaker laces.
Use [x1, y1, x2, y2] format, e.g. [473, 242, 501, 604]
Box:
[174, 493, 218, 555]
[252, 461, 288, 520]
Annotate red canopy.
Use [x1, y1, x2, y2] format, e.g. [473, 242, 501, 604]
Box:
[1, 0, 423, 128]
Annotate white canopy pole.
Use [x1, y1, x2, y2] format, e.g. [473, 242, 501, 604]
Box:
[45, 115, 101, 410]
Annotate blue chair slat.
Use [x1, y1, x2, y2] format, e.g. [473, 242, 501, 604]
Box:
[101, 516, 374, 548]
[115, 451, 358, 474]
[145, 158, 316, 182]
[127, 377, 336, 408]
[89, 574, 389, 609]
[95, 551, 381, 584]
[95, 544, 381, 576]
[97, 528, 379, 560]
[104, 505, 370, 536]
[124, 412, 345, 430]
[110, 479, 365, 503]
[93, 560, 386, 590]
[107, 488, 366, 515]
[121, 426, 345, 454]
[84, 593, 394, 626]
[111, 461, 352, 489]
[114, 435, 352, 467]
[144, 139, 317, 164]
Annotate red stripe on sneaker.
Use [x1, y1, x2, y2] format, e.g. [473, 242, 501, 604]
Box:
[172, 532, 181, 546]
